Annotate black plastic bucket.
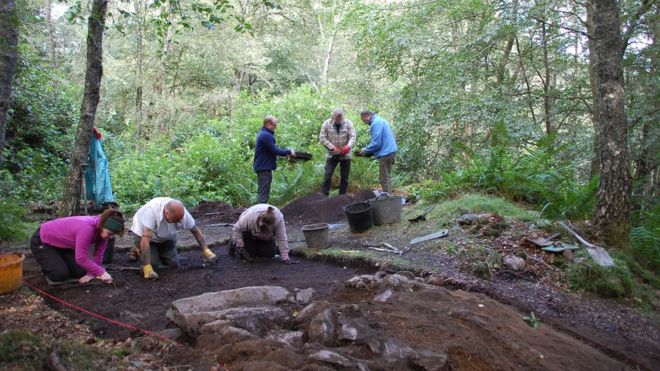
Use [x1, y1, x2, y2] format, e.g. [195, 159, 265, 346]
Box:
[343, 201, 374, 233]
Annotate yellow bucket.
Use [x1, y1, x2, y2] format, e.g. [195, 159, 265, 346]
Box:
[0, 253, 25, 294]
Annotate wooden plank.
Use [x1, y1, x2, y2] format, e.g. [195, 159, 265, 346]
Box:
[410, 229, 448, 245]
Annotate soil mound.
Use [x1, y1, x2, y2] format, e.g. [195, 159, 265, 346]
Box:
[281, 190, 376, 225]
[190, 201, 245, 224]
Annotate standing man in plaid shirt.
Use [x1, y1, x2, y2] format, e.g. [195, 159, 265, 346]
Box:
[319, 108, 357, 196]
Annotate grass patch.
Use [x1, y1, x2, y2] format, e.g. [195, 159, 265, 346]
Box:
[0, 330, 106, 370]
[0, 331, 44, 368]
[292, 246, 432, 273]
[405, 193, 543, 228]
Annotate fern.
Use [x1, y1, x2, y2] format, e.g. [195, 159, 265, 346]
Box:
[631, 225, 660, 272]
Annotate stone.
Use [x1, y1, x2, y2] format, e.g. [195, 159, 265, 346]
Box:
[345, 274, 379, 290]
[295, 288, 316, 305]
[456, 213, 479, 225]
[502, 255, 526, 271]
[379, 274, 414, 290]
[168, 286, 294, 329]
[425, 274, 445, 286]
[308, 309, 338, 345]
[263, 348, 305, 369]
[395, 271, 415, 279]
[196, 327, 258, 351]
[171, 305, 289, 334]
[196, 333, 223, 352]
[408, 350, 449, 371]
[373, 289, 393, 303]
[155, 328, 182, 340]
[337, 317, 359, 342]
[307, 350, 352, 368]
[200, 319, 231, 334]
[295, 301, 331, 325]
[218, 306, 290, 335]
[265, 330, 304, 348]
[238, 361, 289, 371]
[366, 338, 415, 361]
[219, 326, 259, 343]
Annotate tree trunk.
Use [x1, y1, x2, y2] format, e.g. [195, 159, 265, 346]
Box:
[586, 0, 601, 178]
[633, 119, 657, 213]
[541, 18, 553, 135]
[46, 0, 58, 100]
[134, 0, 144, 146]
[592, 0, 632, 248]
[0, 0, 19, 168]
[60, 0, 107, 216]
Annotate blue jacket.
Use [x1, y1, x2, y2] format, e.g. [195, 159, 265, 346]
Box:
[362, 115, 397, 159]
[253, 127, 290, 172]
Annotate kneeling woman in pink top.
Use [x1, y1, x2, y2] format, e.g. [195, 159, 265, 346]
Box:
[30, 209, 125, 284]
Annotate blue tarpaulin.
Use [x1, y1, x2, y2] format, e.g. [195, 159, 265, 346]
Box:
[85, 136, 114, 206]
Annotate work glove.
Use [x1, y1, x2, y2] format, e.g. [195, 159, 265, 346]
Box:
[331, 146, 341, 154]
[79, 274, 95, 284]
[202, 248, 218, 263]
[339, 146, 350, 156]
[282, 258, 300, 265]
[143, 264, 159, 279]
[237, 247, 255, 263]
[99, 272, 113, 284]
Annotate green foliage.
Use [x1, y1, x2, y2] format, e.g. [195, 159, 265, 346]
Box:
[523, 312, 540, 328]
[409, 123, 596, 220]
[110, 85, 380, 210]
[0, 331, 43, 368]
[0, 330, 101, 370]
[630, 207, 660, 274]
[567, 256, 635, 299]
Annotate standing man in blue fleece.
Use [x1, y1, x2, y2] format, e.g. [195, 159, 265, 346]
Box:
[357, 111, 398, 194]
[254, 115, 296, 203]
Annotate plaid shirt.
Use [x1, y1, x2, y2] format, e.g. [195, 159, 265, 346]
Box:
[319, 118, 356, 159]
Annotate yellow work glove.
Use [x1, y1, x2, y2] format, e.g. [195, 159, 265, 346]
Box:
[202, 248, 218, 263]
[143, 264, 159, 279]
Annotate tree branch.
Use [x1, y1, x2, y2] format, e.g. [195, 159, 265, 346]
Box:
[621, 0, 653, 56]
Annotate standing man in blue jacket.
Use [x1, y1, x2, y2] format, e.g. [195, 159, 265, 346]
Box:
[254, 115, 296, 203]
[357, 111, 398, 194]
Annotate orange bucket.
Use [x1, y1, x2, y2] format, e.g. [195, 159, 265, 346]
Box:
[0, 253, 25, 294]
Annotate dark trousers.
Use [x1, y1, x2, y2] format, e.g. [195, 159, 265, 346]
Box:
[321, 158, 351, 196]
[30, 227, 86, 282]
[256, 170, 273, 203]
[131, 234, 180, 268]
[242, 232, 277, 258]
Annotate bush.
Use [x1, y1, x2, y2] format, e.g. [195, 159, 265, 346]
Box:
[110, 85, 380, 209]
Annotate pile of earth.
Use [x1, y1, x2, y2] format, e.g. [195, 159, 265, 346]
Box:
[190, 200, 245, 224]
[281, 189, 376, 225]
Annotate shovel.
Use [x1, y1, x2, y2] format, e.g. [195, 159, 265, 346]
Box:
[528, 233, 560, 247]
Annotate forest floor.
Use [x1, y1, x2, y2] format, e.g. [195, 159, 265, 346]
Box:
[1, 191, 658, 370]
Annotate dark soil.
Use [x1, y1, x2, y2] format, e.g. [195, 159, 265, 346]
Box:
[281, 189, 376, 225]
[190, 200, 245, 224]
[22, 247, 370, 340]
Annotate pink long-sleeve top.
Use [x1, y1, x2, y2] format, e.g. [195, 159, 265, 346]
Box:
[39, 215, 107, 277]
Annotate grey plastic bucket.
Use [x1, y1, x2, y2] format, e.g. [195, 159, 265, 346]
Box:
[343, 201, 374, 233]
[302, 223, 330, 249]
[370, 193, 402, 225]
